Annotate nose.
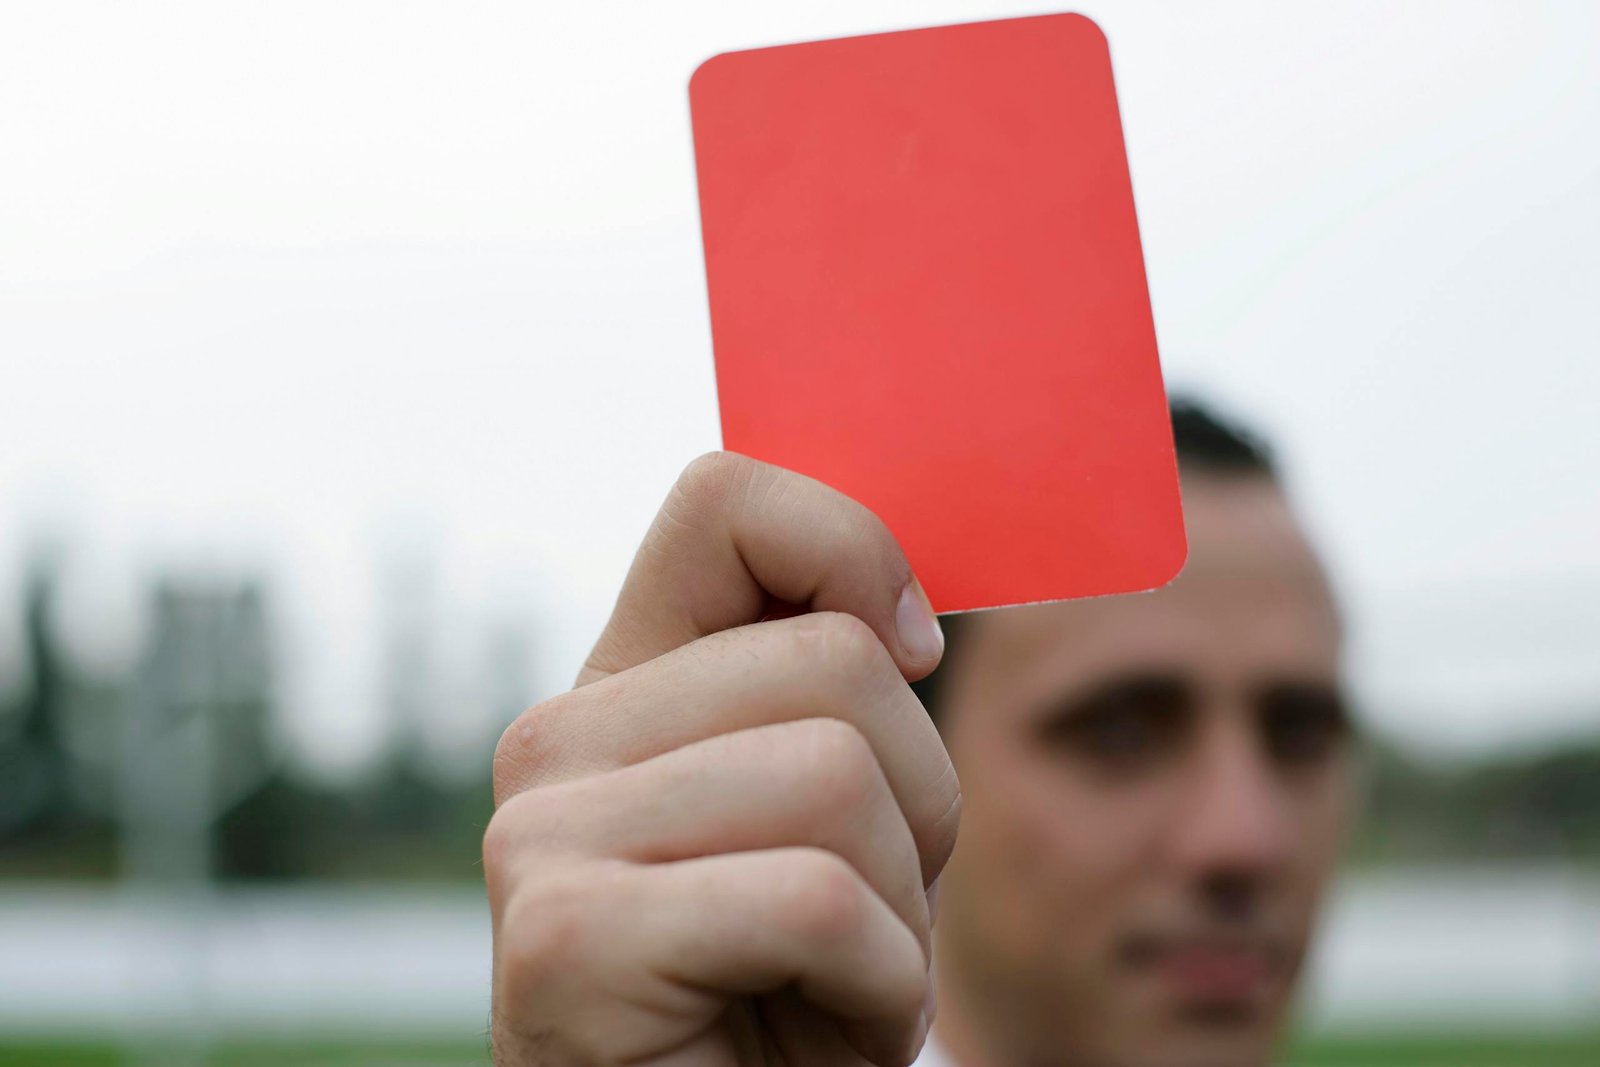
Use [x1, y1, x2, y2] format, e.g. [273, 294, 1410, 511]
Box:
[1167, 713, 1294, 905]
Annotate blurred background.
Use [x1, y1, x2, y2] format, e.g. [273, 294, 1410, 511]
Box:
[1, 1, 1597, 1064]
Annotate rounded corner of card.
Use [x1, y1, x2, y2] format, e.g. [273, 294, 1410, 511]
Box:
[1145, 529, 1190, 593]
[688, 49, 736, 101]
[1049, 11, 1109, 52]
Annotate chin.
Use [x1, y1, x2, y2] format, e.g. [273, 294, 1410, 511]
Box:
[1083, 984, 1286, 1067]
[1133, 1004, 1284, 1067]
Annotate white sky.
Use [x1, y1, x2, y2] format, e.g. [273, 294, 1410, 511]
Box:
[2, 1, 1597, 775]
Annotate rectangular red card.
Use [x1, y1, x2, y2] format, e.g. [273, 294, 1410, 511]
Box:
[689, 13, 1186, 613]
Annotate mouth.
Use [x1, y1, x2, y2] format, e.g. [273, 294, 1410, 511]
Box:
[1121, 934, 1289, 1007]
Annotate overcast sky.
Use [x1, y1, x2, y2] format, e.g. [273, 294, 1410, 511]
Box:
[2, 1, 1597, 775]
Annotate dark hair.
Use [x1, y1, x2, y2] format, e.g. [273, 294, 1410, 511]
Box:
[1167, 396, 1275, 477]
[910, 395, 1276, 725]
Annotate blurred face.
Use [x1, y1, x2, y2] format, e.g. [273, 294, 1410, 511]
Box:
[934, 472, 1354, 1067]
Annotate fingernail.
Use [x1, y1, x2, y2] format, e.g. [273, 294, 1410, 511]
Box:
[924, 968, 939, 1027]
[896, 578, 944, 665]
[925, 876, 941, 926]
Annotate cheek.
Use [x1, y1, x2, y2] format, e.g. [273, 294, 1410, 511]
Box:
[1297, 768, 1358, 878]
[954, 738, 1175, 952]
[1277, 770, 1360, 937]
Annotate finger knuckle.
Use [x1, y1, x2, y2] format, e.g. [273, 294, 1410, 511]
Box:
[482, 789, 570, 903]
[494, 870, 596, 1002]
[491, 693, 574, 803]
[673, 451, 751, 518]
[873, 920, 936, 1024]
[782, 849, 868, 945]
[791, 610, 890, 681]
[481, 807, 521, 889]
[790, 717, 882, 815]
[883, 944, 932, 1021]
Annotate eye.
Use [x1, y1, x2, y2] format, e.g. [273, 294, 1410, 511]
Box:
[1035, 676, 1190, 771]
[1259, 684, 1350, 766]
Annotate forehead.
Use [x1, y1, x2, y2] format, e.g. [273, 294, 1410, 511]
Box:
[956, 474, 1341, 693]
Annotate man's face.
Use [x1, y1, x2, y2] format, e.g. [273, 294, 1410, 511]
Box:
[935, 472, 1354, 1067]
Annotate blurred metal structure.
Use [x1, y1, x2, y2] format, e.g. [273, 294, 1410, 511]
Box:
[116, 580, 273, 1066]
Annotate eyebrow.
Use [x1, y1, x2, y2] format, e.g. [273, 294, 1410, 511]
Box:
[1029, 671, 1193, 731]
[1255, 679, 1354, 726]
[1028, 672, 1352, 731]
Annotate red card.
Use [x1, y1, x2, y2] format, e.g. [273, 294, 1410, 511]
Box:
[690, 13, 1185, 613]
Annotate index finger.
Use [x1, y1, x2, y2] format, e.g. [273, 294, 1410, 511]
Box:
[577, 452, 944, 687]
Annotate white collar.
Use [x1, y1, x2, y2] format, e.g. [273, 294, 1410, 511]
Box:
[915, 1031, 960, 1067]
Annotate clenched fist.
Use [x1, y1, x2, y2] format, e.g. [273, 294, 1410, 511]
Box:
[485, 453, 961, 1067]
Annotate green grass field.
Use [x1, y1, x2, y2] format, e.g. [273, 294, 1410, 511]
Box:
[4, 1032, 1599, 1067]
[1285, 1032, 1600, 1066]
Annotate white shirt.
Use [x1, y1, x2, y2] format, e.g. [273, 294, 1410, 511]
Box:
[914, 1032, 959, 1067]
